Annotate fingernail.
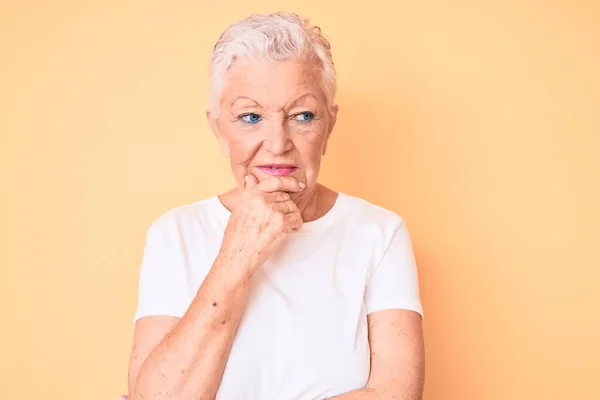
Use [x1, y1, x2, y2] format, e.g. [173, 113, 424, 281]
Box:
[299, 182, 306, 188]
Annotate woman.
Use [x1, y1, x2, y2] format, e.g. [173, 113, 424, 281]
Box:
[125, 12, 425, 400]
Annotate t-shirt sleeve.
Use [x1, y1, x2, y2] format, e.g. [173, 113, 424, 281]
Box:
[133, 222, 190, 323]
[364, 219, 424, 318]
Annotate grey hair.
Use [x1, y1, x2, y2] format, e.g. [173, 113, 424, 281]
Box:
[208, 12, 336, 115]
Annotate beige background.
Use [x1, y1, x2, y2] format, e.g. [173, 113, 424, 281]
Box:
[1, 1, 599, 399]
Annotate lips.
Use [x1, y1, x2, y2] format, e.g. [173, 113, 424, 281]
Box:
[256, 164, 298, 177]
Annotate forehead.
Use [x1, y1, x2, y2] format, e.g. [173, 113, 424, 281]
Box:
[222, 57, 326, 109]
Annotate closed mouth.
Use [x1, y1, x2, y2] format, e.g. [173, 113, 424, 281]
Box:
[255, 164, 299, 176]
[258, 164, 297, 169]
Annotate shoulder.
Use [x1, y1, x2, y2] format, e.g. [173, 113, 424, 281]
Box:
[145, 195, 225, 238]
[331, 193, 410, 258]
[338, 192, 405, 232]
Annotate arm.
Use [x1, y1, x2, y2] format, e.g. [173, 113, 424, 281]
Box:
[329, 309, 425, 400]
[127, 175, 303, 400]
[332, 217, 425, 399]
[128, 252, 255, 400]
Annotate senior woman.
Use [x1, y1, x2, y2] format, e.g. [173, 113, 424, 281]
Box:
[126, 11, 424, 400]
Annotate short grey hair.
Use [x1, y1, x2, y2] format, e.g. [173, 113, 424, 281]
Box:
[208, 12, 336, 115]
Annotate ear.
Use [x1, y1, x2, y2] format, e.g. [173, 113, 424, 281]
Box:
[206, 109, 230, 157]
[322, 104, 339, 156]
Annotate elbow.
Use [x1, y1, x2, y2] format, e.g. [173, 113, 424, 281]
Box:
[129, 376, 214, 400]
[127, 384, 144, 400]
[128, 373, 155, 400]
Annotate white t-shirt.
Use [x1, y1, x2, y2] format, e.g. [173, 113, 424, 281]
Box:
[134, 192, 423, 400]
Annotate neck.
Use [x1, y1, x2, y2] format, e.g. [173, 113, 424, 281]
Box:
[291, 184, 321, 222]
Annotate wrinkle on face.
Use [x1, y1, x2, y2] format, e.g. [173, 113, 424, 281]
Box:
[211, 57, 336, 194]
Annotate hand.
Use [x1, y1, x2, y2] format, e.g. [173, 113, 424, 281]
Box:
[219, 174, 304, 269]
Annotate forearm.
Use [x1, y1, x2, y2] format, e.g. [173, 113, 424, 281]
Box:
[131, 254, 255, 400]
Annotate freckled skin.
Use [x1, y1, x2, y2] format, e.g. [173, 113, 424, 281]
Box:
[128, 58, 340, 400]
[126, 56, 424, 400]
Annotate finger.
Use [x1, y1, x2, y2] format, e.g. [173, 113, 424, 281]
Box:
[118, 396, 128, 400]
[254, 176, 305, 193]
[263, 191, 291, 203]
[244, 174, 259, 190]
[271, 199, 299, 214]
[283, 211, 303, 232]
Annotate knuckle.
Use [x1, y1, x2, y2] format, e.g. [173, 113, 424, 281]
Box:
[284, 202, 294, 214]
[278, 192, 290, 201]
[288, 201, 297, 212]
[252, 195, 267, 207]
[272, 212, 285, 226]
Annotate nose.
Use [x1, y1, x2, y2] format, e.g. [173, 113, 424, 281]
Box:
[263, 121, 293, 155]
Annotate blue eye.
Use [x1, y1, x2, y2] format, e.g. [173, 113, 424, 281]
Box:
[295, 112, 314, 123]
[240, 113, 262, 124]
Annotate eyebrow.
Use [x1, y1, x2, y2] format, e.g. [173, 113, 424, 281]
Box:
[230, 96, 263, 108]
[287, 93, 318, 108]
[229, 93, 320, 110]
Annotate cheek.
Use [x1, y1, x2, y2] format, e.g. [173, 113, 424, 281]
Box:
[228, 136, 261, 167]
[295, 137, 325, 171]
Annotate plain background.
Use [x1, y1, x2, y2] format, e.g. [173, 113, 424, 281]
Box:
[1, 1, 599, 399]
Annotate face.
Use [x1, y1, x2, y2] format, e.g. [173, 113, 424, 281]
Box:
[208, 57, 337, 197]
